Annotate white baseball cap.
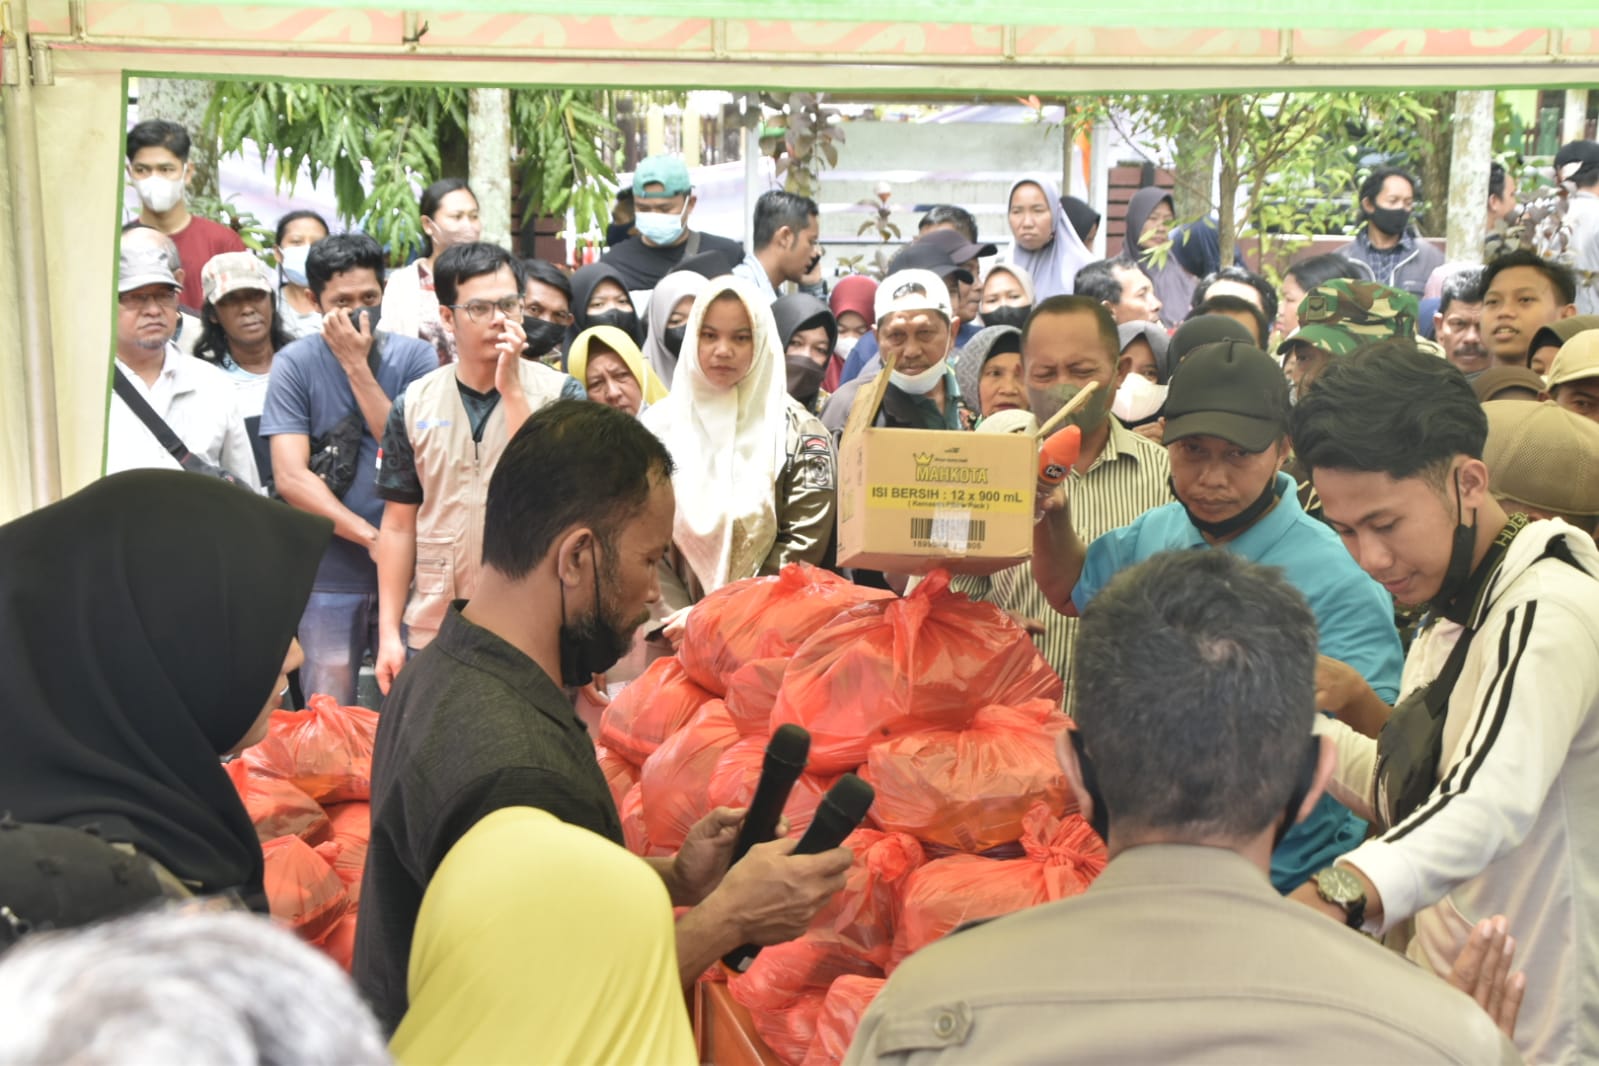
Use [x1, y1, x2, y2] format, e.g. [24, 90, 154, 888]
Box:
[874, 268, 954, 325]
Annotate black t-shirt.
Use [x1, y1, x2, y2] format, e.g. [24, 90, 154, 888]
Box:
[352, 603, 621, 1034]
[600, 231, 744, 291]
[376, 381, 504, 505]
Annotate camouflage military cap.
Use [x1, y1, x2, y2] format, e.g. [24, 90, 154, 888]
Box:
[1278, 280, 1419, 358]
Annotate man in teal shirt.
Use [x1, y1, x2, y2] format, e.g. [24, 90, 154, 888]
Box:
[1034, 339, 1404, 890]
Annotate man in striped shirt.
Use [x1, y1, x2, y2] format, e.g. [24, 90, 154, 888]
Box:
[951, 296, 1170, 707]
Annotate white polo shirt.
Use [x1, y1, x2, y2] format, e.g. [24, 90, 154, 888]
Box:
[106, 343, 262, 491]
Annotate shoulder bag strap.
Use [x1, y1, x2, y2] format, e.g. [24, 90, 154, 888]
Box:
[113, 368, 194, 465]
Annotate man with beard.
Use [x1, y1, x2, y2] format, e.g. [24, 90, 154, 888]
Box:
[1032, 338, 1403, 893]
[355, 400, 851, 1034]
[1434, 268, 1488, 378]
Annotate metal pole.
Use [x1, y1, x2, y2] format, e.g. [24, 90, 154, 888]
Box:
[743, 119, 761, 254]
[1446, 91, 1496, 264]
[3, 0, 63, 508]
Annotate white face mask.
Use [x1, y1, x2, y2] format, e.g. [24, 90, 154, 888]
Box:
[279, 245, 311, 285]
[1111, 372, 1168, 423]
[835, 334, 860, 360]
[135, 175, 185, 214]
[890, 358, 948, 396]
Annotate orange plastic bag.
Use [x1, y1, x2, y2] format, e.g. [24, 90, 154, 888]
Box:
[595, 745, 641, 814]
[261, 835, 353, 946]
[771, 570, 1063, 773]
[809, 829, 925, 970]
[680, 563, 893, 695]
[724, 657, 789, 738]
[705, 735, 838, 837]
[597, 657, 716, 766]
[862, 700, 1072, 852]
[325, 801, 370, 891]
[619, 780, 652, 857]
[801, 976, 886, 1066]
[639, 700, 739, 852]
[729, 936, 882, 1066]
[889, 805, 1105, 970]
[321, 911, 359, 971]
[225, 760, 332, 845]
[240, 696, 380, 803]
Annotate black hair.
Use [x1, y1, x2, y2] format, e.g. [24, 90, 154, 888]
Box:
[1488, 161, 1508, 200]
[1285, 253, 1364, 294]
[433, 242, 527, 310]
[482, 401, 676, 579]
[917, 204, 979, 244]
[522, 258, 573, 303]
[1189, 294, 1270, 347]
[274, 210, 330, 247]
[1291, 341, 1487, 483]
[1192, 265, 1279, 326]
[752, 190, 819, 251]
[1357, 167, 1419, 218]
[1021, 294, 1120, 367]
[192, 298, 295, 366]
[126, 120, 191, 162]
[1482, 248, 1577, 308]
[1076, 550, 1320, 840]
[1438, 267, 1486, 317]
[1072, 258, 1137, 307]
[1554, 141, 1599, 189]
[418, 178, 476, 257]
[305, 233, 386, 300]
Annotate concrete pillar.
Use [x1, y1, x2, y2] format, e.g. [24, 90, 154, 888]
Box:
[1446, 90, 1496, 263]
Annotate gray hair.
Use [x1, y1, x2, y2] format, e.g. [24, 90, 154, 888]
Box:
[0, 908, 390, 1066]
[122, 225, 182, 273]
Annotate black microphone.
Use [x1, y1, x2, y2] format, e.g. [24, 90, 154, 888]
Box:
[723, 773, 875, 973]
[729, 724, 811, 867]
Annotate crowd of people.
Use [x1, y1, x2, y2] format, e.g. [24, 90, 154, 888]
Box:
[1, 113, 1597, 1064]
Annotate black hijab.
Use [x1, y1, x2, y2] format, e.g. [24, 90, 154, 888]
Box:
[771, 293, 838, 353]
[0, 471, 330, 905]
[1122, 187, 1176, 264]
[567, 262, 640, 352]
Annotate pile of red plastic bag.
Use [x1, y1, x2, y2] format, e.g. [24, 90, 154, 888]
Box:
[597, 564, 1107, 1064]
[225, 694, 377, 970]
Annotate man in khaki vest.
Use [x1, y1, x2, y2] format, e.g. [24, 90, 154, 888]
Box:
[375, 243, 585, 693]
[847, 551, 1523, 1065]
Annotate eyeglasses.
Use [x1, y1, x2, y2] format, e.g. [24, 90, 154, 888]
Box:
[119, 289, 180, 311]
[446, 296, 523, 323]
[524, 301, 575, 326]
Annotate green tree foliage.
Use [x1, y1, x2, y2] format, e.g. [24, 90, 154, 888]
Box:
[206, 81, 616, 263]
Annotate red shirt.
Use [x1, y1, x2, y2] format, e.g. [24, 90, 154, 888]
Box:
[169, 215, 246, 313]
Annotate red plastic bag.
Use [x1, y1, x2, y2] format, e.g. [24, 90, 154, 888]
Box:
[810, 829, 925, 970]
[801, 976, 886, 1066]
[771, 570, 1064, 773]
[705, 735, 839, 837]
[598, 657, 716, 766]
[889, 805, 1105, 970]
[325, 801, 370, 891]
[724, 657, 789, 738]
[225, 760, 332, 845]
[321, 911, 359, 971]
[862, 699, 1072, 851]
[240, 696, 379, 803]
[729, 936, 882, 1066]
[639, 700, 739, 852]
[595, 745, 641, 814]
[261, 835, 352, 945]
[680, 563, 893, 695]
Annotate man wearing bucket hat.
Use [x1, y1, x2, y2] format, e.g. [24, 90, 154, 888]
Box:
[1545, 330, 1599, 424]
[1034, 339, 1404, 892]
[1279, 279, 1419, 402]
[1482, 399, 1599, 538]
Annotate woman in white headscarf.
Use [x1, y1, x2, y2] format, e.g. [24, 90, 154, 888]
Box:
[1005, 174, 1094, 301]
[640, 270, 711, 390]
[641, 276, 837, 617]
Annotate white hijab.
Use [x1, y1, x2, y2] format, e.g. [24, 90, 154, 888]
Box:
[641, 276, 788, 593]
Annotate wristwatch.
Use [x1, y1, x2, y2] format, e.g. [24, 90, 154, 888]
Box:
[1312, 866, 1367, 930]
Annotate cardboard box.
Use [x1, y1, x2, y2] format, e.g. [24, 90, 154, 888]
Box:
[836, 366, 1035, 575]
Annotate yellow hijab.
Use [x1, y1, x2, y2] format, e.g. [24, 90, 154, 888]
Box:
[390, 807, 696, 1066]
[567, 325, 669, 407]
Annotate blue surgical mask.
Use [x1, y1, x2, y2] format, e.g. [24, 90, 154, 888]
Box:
[634, 208, 685, 246]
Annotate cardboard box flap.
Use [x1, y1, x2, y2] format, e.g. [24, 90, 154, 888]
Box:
[840, 345, 899, 445]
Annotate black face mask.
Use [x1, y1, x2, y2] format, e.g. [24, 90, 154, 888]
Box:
[522, 317, 566, 358]
[662, 325, 687, 360]
[587, 309, 641, 345]
[982, 305, 1031, 331]
[1370, 206, 1411, 238]
[1173, 474, 1279, 540]
[606, 222, 634, 247]
[785, 353, 826, 403]
[1427, 470, 1480, 620]
[558, 543, 632, 688]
